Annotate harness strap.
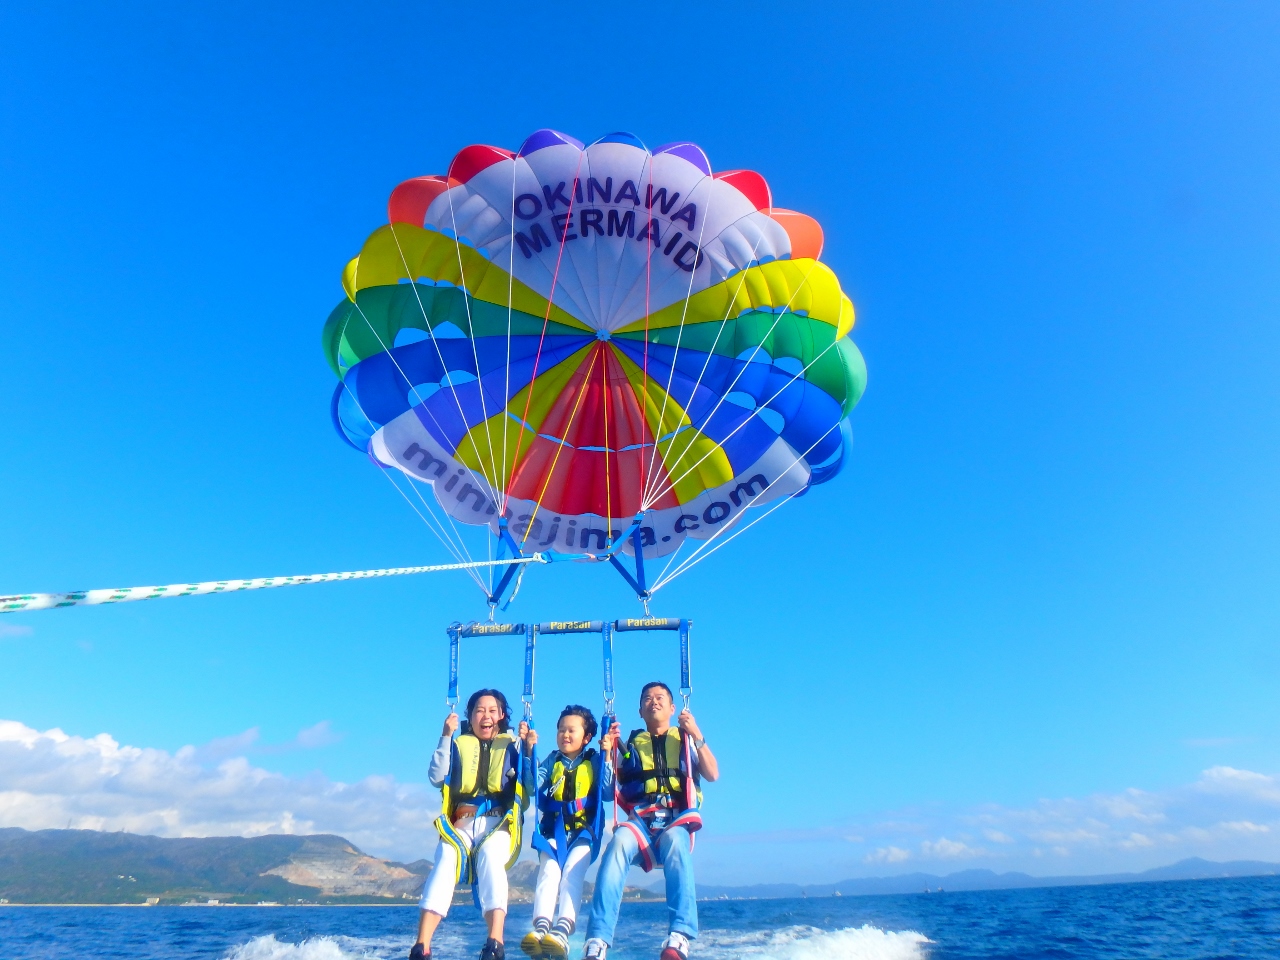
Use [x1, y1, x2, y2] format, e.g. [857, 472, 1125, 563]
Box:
[533, 752, 600, 868]
[616, 810, 703, 874]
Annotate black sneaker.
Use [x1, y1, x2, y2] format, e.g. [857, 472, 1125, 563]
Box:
[409, 944, 430, 960]
[480, 938, 506, 960]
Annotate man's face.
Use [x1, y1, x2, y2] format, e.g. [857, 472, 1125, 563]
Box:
[470, 696, 504, 741]
[640, 686, 675, 727]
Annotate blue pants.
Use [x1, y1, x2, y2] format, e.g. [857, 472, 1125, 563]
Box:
[586, 824, 697, 945]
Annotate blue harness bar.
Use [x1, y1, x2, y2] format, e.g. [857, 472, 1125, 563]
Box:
[447, 624, 461, 709]
[448, 620, 534, 716]
[445, 616, 693, 722]
[602, 622, 615, 727]
[613, 617, 692, 707]
[536, 620, 606, 635]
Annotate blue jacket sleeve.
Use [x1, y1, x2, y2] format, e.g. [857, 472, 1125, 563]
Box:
[536, 752, 556, 793]
[600, 754, 615, 795]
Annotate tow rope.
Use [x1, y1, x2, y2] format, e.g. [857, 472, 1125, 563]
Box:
[0, 556, 546, 614]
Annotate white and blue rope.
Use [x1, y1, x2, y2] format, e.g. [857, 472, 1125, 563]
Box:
[0, 556, 546, 614]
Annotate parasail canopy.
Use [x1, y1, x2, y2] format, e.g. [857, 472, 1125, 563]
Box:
[323, 130, 866, 595]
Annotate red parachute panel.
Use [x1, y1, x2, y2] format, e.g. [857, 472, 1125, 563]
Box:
[448, 144, 516, 184]
[713, 169, 772, 212]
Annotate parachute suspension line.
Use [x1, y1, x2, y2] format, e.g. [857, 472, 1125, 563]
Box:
[333, 318, 485, 590]
[654, 488, 803, 592]
[346, 295, 497, 512]
[348, 288, 498, 595]
[642, 261, 838, 508]
[345, 308, 488, 583]
[519, 347, 603, 550]
[383, 231, 503, 510]
[593, 145, 652, 514]
[651, 419, 843, 590]
[0, 556, 547, 615]
[637, 231, 768, 512]
[638, 150, 655, 507]
[502, 151, 588, 517]
[638, 169, 717, 508]
[378, 470, 488, 593]
[638, 231, 770, 509]
[502, 160, 519, 518]
[602, 337, 612, 539]
[647, 323, 846, 509]
[643, 256, 820, 505]
[639, 223, 766, 510]
[443, 186, 505, 508]
[650, 420, 843, 591]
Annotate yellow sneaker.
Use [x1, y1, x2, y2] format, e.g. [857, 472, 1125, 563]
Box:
[520, 930, 545, 958]
[540, 929, 570, 958]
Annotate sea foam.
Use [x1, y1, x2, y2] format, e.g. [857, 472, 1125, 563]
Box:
[697, 924, 931, 960]
[224, 934, 402, 960]
[224, 924, 930, 960]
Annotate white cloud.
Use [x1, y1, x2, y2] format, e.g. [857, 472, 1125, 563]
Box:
[1118, 832, 1155, 849]
[865, 846, 911, 864]
[711, 764, 1280, 880]
[1197, 765, 1280, 803]
[920, 837, 983, 860]
[0, 719, 438, 861]
[1217, 820, 1269, 834]
[0, 624, 33, 638]
[294, 721, 341, 750]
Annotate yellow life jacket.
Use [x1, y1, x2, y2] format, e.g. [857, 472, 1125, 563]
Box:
[445, 732, 518, 818]
[539, 749, 598, 836]
[434, 731, 526, 884]
[617, 729, 702, 811]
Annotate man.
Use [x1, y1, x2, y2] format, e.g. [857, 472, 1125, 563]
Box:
[581, 681, 719, 960]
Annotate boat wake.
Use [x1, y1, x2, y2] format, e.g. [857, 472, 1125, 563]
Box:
[223, 924, 930, 960]
[696, 924, 931, 960]
[224, 934, 407, 960]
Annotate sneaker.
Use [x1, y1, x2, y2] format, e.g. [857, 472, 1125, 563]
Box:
[480, 939, 506, 960]
[519, 930, 545, 958]
[581, 939, 608, 960]
[408, 945, 430, 960]
[659, 932, 690, 960]
[540, 929, 570, 958]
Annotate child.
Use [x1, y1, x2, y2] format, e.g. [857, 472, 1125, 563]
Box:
[520, 705, 616, 958]
[410, 688, 536, 960]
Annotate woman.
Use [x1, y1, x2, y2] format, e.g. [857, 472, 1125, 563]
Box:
[410, 688, 536, 960]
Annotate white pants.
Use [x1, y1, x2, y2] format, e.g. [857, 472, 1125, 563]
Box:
[420, 815, 512, 916]
[532, 842, 593, 929]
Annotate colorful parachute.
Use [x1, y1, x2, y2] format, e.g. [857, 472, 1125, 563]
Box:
[322, 130, 866, 568]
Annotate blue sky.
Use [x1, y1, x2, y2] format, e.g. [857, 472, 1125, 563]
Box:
[1, 1, 1278, 883]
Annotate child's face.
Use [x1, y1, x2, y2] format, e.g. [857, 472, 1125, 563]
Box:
[557, 715, 588, 756]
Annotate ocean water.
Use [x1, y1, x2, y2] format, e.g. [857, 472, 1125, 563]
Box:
[1, 876, 1277, 960]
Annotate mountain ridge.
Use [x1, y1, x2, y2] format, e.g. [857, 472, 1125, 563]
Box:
[695, 856, 1280, 899]
[0, 828, 1275, 904]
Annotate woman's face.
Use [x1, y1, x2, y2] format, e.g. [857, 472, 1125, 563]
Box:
[469, 696, 504, 741]
[557, 714, 588, 757]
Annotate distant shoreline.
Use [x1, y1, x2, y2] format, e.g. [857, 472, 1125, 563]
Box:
[3, 872, 1277, 908]
[0, 903, 419, 908]
[3, 828, 1275, 907]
